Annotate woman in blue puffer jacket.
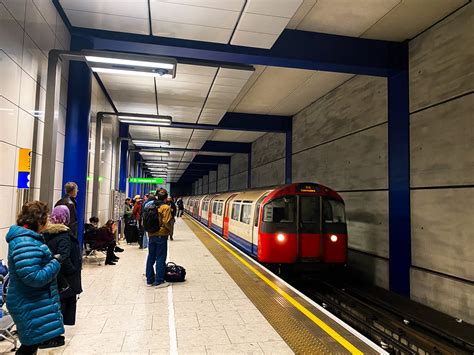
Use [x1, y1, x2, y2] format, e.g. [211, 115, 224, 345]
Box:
[6, 201, 64, 355]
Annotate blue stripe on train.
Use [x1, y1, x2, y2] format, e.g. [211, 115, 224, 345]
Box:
[211, 224, 223, 234]
[228, 231, 258, 258]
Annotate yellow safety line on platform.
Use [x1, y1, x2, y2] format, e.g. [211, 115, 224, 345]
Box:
[186, 216, 364, 355]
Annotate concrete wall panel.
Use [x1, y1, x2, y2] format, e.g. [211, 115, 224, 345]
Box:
[202, 175, 209, 194]
[230, 153, 248, 175]
[251, 158, 285, 188]
[218, 164, 229, 179]
[293, 75, 387, 153]
[411, 268, 474, 324]
[217, 178, 228, 192]
[348, 250, 389, 289]
[293, 124, 388, 191]
[208, 170, 217, 193]
[411, 188, 474, 281]
[342, 191, 388, 258]
[197, 178, 203, 195]
[251, 132, 285, 168]
[410, 94, 474, 187]
[409, 3, 474, 112]
[230, 171, 248, 191]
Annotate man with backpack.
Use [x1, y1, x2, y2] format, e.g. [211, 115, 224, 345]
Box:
[142, 189, 172, 288]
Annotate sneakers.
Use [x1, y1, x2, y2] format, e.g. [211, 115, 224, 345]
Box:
[38, 335, 65, 349]
[155, 281, 169, 289]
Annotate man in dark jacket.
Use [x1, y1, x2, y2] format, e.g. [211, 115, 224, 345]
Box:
[55, 182, 78, 237]
[176, 197, 184, 217]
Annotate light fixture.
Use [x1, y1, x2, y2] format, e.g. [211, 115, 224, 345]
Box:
[118, 115, 172, 126]
[83, 51, 177, 78]
[139, 151, 170, 157]
[133, 140, 170, 148]
[145, 162, 168, 167]
[277, 233, 285, 242]
[330, 235, 338, 243]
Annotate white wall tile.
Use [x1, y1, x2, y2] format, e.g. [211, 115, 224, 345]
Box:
[2, 0, 26, 28]
[0, 186, 14, 229]
[32, 0, 57, 31]
[19, 70, 46, 117]
[55, 12, 71, 50]
[0, 51, 22, 105]
[16, 109, 35, 149]
[56, 131, 65, 163]
[0, 141, 17, 185]
[30, 153, 42, 188]
[21, 33, 48, 90]
[25, 0, 55, 57]
[54, 161, 63, 190]
[0, 4, 25, 65]
[0, 96, 19, 145]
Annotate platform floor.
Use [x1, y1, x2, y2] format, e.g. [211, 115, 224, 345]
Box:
[0, 218, 293, 354]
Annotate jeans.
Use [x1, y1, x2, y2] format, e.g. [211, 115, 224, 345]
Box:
[146, 236, 168, 285]
[143, 231, 148, 249]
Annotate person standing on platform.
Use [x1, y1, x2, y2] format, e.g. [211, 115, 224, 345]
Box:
[6, 201, 64, 355]
[55, 182, 78, 237]
[176, 197, 184, 218]
[166, 197, 177, 241]
[143, 189, 172, 288]
[132, 195, 144, 248]
[43, 206, 82, 337]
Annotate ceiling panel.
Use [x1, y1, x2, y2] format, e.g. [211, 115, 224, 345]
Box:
[269, 71, 354, 115]
[198, 151, 233, 156]
[210, 130, 265, 143]
[60, 0, 148, 18]
[152, 21, 233, 43]
[245, 0, 304, 17]
[155, 0, 245, 11]
[233, 66, 313, 114]
[129, 126, 160, 140]
[65, 10, 149, 34]
[295, 0, 401, 37]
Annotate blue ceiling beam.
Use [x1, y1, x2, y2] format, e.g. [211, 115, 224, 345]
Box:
[193, 155, 231, 165]
[71, 27, 404, 77]
[200, 141, 251, 154]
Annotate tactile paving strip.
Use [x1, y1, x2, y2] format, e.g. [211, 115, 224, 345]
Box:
[184, 218, 377, 355]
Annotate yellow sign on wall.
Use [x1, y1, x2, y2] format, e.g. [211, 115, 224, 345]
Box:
[18, 148, 32, 172]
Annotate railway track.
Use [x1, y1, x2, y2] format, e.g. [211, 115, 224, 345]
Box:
[287, 274, 473, 355]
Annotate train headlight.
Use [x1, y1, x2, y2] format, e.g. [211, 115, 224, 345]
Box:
[330, 235, 338, 242]
[277, 233, 285, 242]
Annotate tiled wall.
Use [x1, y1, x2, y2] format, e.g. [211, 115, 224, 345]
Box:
[0, 0, 70, 258]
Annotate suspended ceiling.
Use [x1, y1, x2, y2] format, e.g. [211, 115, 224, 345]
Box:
[56, 0, 467, 183]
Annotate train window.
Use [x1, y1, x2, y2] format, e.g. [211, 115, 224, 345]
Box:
[231, 203, 241, 221]
[300, 196, 321, 223]
[212, 202, 218, 214]
[263, 197, 295, 223]
[241, 204, 252, 224]
[323, 199, 346, 223]
[203, 201, 209, 212]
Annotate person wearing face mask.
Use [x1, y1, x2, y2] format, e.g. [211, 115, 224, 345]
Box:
[55, 182, 79, 237]
[5, 201, 64, 355]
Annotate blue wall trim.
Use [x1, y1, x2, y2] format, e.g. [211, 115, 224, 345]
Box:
[119, 123, 129, 193]
[387, 43, 411, 296]
[62, 61, 92, 246]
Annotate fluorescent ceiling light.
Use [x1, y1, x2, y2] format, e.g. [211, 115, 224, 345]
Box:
[145, 162, 168, 167]
[118, 115, 172, 126]
[91, 67, 173, 78]
[133, 140, 170, 147]
[85, 56, 174, 70]
[140, 151, 170, 157]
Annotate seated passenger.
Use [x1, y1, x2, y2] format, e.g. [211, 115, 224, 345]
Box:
[84, 216, 99, 250]
[95, 220, 123, 265]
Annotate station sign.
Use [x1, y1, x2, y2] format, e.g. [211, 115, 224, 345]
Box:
[129, 177, 164, 184]
[18, 148, 32, 189]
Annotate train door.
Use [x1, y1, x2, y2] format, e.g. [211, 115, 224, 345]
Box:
[207, 197, 214, 228]
[298, 195, 322, 260]
[223, 194, 237, 239]
[251, 194, 268, 256]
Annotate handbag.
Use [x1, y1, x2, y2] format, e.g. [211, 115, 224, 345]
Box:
[164, 262, 186, 282]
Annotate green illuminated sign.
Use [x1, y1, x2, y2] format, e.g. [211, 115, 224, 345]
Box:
[129, 177, 164, 184]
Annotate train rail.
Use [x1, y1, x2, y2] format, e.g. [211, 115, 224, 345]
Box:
[288, 273, 473, 355]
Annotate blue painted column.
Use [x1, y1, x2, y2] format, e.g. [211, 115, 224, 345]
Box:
[285, 130, 292, 184]
[62, 61, 92, 245]
[119, 123, 129, 193]
[388, 44, 411, 296]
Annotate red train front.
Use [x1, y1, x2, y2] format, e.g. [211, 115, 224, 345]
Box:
[184, 182, 348, 266]
[257, 183, 347, 264]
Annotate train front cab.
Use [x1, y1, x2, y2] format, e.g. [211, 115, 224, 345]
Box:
[258, 183, 348, 265]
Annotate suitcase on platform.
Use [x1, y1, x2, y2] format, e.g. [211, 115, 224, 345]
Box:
[164, 262, 186, 282]
[124, 223, 139, 244]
